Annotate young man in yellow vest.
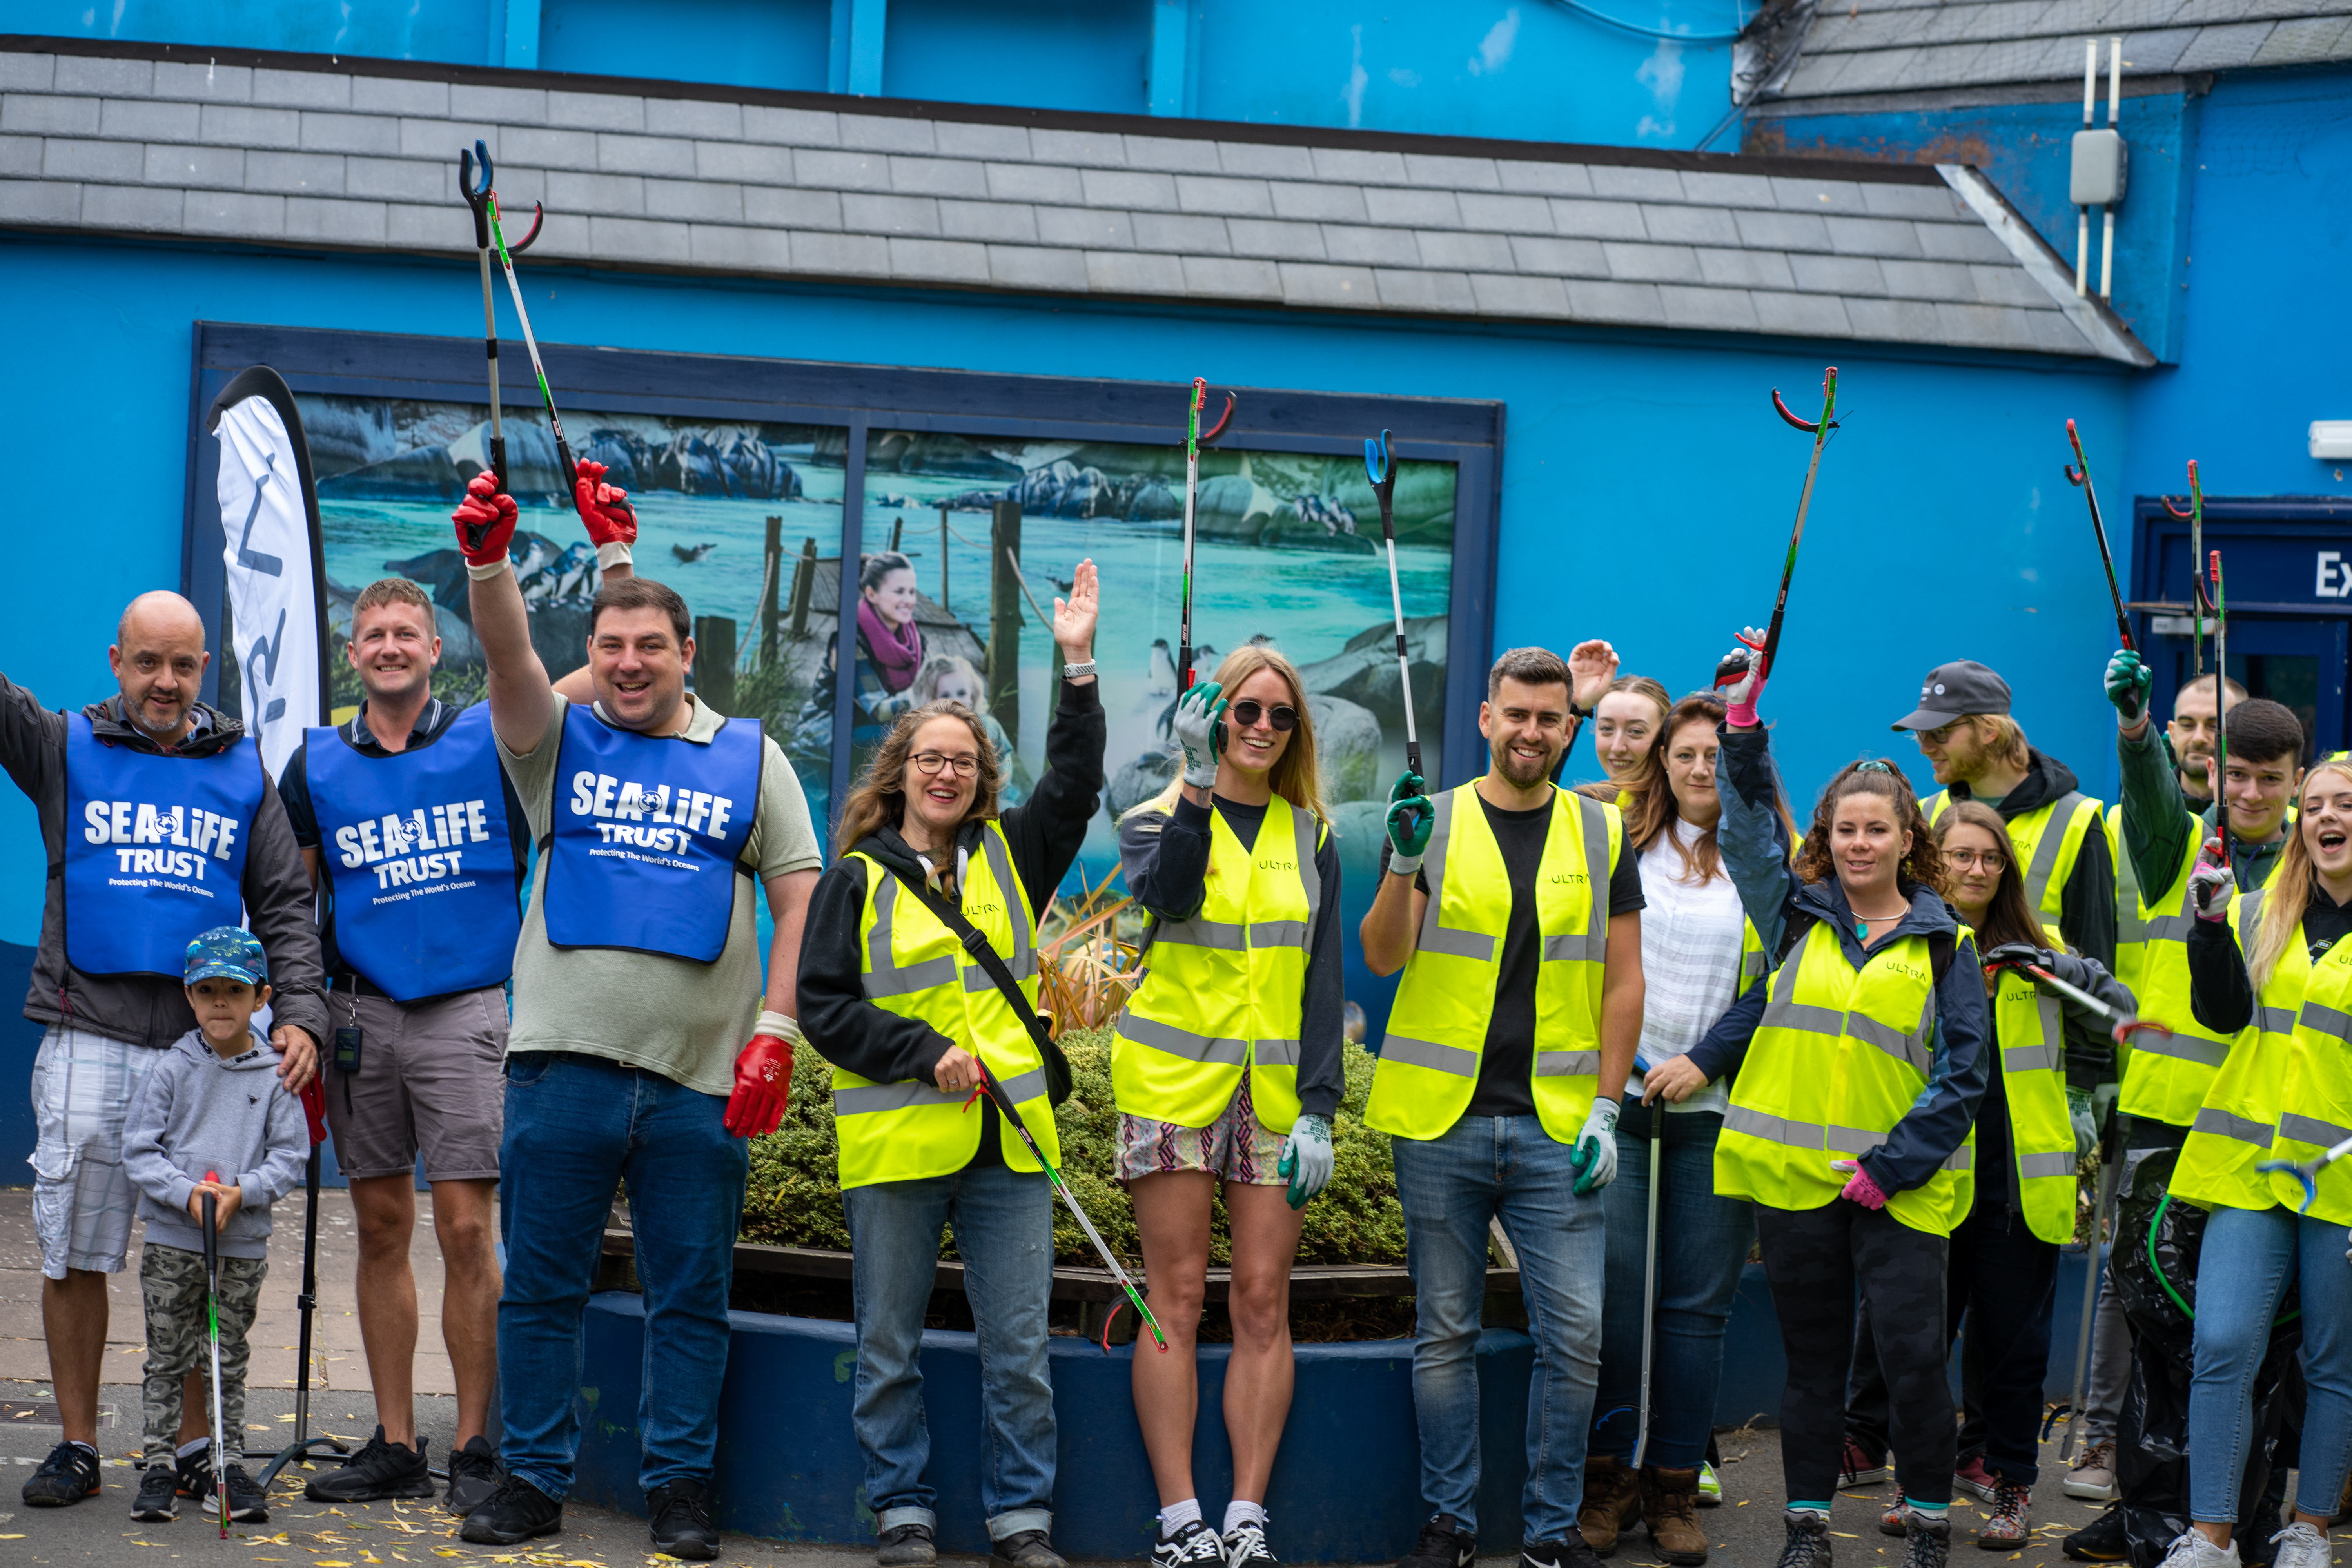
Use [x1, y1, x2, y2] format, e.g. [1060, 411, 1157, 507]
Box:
[1361, 646, 1646, 1568]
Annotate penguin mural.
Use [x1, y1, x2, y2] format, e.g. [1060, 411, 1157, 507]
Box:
[1146, 637, 1177, 697]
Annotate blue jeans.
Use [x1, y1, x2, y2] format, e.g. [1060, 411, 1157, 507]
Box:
[496, 1052, 748, 1501]
[843, 1162, 1057, 1539]
[1590, 1104, 1755, 1469]
[1394, 1116, 1608, 1543]
[2189, 1203, 2352, 1523]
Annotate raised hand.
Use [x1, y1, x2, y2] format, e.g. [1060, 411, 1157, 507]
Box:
[572, 458, 637, 549]
[1567, 639, 1619, 714]
[1174, 680, 1225, 789]
[452, 471, 519, 567]
[1053, 557, 1098, 661]
[2105, 648, 2150, 728]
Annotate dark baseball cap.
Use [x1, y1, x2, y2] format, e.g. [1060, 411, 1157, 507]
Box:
[1891, 660, 2012, 731]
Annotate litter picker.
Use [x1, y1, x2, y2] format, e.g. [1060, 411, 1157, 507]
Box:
[2063, 419, 2132, 652]
[1176, 378, 1235, 692]
[474, 149, 583, 501]
[970, 1062, 1168, 1354]
[2259, 1132, 2352, 1214]
[458, 142, 541, 494]
[202, 1173, 230, 1536]
[1363, 429, 1420, 780]
[2210, 548, 2229, 860]
[251, 1080, 348, 1488]
[1631, 1131, 1663, 1469]
[1715, 368, 1841, 689]
[2163, 462, 2210, 681]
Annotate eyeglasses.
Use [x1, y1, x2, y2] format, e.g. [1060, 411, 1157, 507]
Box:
[1918, 722, 1960, 745]
[1944, 848, 2008, 871]
[911, 751, 980, 777]
[1229, 700, 1298, 732]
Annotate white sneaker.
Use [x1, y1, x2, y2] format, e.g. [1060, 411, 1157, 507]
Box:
[2267, 1523, 2328, 1568]
[2157, 1530, 2242, 1568]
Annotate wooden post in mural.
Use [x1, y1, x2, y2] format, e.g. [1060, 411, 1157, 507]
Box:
[788, 536, 818, 641]
[760, 514, 782, 664]
[987, 500, 1021, 741]
[938, 503, 950, 612]
[889, 514, 903, 553]
[693, 616, 737, 715]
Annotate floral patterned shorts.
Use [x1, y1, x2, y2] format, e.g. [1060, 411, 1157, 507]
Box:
[1115, 1072, 1287, 1186]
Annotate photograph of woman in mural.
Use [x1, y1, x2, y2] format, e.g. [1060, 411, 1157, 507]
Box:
[909, 654, 1029, 806]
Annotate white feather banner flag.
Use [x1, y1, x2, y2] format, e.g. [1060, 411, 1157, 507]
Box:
[209, 367, 330, 778]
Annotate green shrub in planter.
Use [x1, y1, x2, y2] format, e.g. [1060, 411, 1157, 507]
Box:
[742, 1025, 1406, 1269]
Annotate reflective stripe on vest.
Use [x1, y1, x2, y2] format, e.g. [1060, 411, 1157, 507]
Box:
[1992, 946, 2082, 1244]
[1114, 795, 1320, 1133]
[62, 714, 265, 979]
[1722, 1103, 1975, 1172]
[2172, 886, 2307, 1215]
[2263, 938, 2352, 1222]
[2109, 805, 2147, 1002]
[2118, 824, 2241, 1126]
[1367, 784, 1618, 1145]
[834, 822, 1058, 1187]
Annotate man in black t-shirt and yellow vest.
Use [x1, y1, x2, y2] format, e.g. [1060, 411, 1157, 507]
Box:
[1361, 645, 1647, 1568]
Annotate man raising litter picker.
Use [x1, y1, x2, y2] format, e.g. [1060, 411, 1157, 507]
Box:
[1360, 643, 1647, 1568]
[448, 471, 821, 1560]
[2, 591, 324, 1509]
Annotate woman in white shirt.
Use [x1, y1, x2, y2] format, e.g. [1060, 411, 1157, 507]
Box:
[1576, 690, 1793, 1565]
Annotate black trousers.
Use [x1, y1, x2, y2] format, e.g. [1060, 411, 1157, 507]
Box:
[1757, 1200, 1956, 1506]
[1844, 1197, 2060, 1486]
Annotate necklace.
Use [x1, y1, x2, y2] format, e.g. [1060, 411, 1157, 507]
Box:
[1850, 899, 1907, 940]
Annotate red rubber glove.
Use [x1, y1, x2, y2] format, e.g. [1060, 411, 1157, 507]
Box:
[300, 1078, 328, 1147]
[572, 459, 637, 549]
[1831, 1158, 1888, 1210]
[452, 471, 519, 566]
[724, 1033, 793, 1139]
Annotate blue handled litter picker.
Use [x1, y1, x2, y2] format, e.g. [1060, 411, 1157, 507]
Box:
[2258, 1134, 2352, 1214]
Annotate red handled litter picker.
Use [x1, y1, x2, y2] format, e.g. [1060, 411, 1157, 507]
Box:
[2064, 419, 2134, 653]
[1176, 377, 1234, 693]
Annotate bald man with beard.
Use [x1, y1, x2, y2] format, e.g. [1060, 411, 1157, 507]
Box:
[2, 591, 324, 1510]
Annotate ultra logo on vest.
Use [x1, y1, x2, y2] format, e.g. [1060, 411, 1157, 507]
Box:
[81, 799, 242, 883]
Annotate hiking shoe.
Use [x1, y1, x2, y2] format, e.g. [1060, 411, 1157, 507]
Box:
[461, 1474, 564, 1545]
[2156, 1531, 2241, 1568]
[1953, 1458, 1997, 1502]
[23, 1440, 102, 1506]
[446, 1434, 504, 1515]
[1777, 1512, 1833, 1568]
[1695, 1461, 1723, 1508]
[1520, 1531, 1608, 1568]
[1578, 1454, 1643, 1555]
[2267, 1523, 2328, 1568]
[305, 1426, 435, 1502]
[877, 1522, 935, 1567]
[131, 1462, 180, 1521]
[1640, 1466, 1710, 1566]
[2063, 1504, 2129, 1563]
[1904, 1514, 1951, 1568]
[1397, 1513, 1477, 1568]
[1976, 1481, 2029, 1550]
[1154, 1519, 1227, 1568]
[2065, 1440, 2118, 1502]
[994, 1528, 1069, 1568]
[204, 1463, 269, 1523]
[1839, 1437, 1889, 1487]
[647, 1478, 719, 1561]
[1220, 1519, 1276, 1568]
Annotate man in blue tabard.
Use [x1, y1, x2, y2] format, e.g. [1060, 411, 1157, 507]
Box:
[2, 590, 325, 1509]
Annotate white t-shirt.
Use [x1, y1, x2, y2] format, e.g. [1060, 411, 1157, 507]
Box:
[1632, 818, 1748, 1115]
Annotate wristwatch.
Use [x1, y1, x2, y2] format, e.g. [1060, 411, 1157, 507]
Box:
[1061, 660, 1096, 681]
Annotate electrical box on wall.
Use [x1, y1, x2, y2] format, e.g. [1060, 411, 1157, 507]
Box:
[2072, 128, 2128, 206]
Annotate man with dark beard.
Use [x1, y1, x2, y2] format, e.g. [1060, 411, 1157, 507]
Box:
[1359, 644, 1648, 1568]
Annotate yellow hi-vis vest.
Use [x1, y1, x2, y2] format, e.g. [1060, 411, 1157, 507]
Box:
[2116, 817, 2236, 1127]
[1991, 923, 2084, 1244]
[1716, 919, 1976, 1236]
[833, 823, 1058, 1189]
[1367, 784, 1619, 1145]
[1112, 794, 1323, 1133]
[1926, 788, 2104, 930]
[2109, 804, 2147, 998]
[2172, 888, 2352, 1221]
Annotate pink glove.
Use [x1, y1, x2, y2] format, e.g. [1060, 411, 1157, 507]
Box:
[572, 458, 637, 549]
[723, 1033, 793, 1138]
[1716, 625, 1769, 727]
[1831, 1158, 1888, 1210]
[2189, 837, 2235, 923]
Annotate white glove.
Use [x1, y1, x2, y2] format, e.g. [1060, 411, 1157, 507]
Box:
[1173, 680, 1225, 789]
[1570, 1097, 1621, 1194]
[1279, 1113, 1334, 1210]
[2189, 837, 2235, 923]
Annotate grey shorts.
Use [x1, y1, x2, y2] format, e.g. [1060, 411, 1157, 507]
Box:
[28, 1024, 162, 1279]
[321, 985, 508, 1183]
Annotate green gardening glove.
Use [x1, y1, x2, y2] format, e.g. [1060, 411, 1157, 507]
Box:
[1385, 770, 1433, 871]
[2068, 1086, 2099, 1159]
[2106, 649, 2151, 728]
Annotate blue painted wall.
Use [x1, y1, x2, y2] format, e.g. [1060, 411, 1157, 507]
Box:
[881, 0, 1152, 116]
[541, 0, 831, 92]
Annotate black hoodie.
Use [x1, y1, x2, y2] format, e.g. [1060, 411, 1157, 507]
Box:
[1939, 746, 2116, 973]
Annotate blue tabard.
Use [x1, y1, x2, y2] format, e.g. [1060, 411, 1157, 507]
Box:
[62, 713, 266, 978]
[305, 703, 522, 1002]
[542, 703, 762, 963]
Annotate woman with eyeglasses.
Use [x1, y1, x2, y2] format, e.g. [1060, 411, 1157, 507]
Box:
[1835, 801, 2131, 1550]
[796, 563, 1105, 1568]
[1114, 644, 1342, 1568]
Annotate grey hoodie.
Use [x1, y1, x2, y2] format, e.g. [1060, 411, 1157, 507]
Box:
[123, 1029, 309, 1260]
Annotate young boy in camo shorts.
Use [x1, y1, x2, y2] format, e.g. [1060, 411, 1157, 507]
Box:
[120, 928, 309, 1525]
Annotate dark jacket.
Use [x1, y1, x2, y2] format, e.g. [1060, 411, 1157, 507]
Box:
[799, 680, 1104, 1090]
[1941, 746, 2116, 973]
[1695, 721, 1989, 1200]
[0, 677, 327, 1051]
[2117, 723, 2287, 900]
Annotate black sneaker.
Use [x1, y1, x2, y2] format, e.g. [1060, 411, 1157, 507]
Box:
[204, 1463, 269, 1523]
[305, 1426, 436, 1502]
[1154, 1519, 1228, 1568]
[648, 1478, 719, 1561]
[1778, 1512, 1834, 1568]
[446, 1436, 504, 1515]
[992, 1528, 1067, 1568]
[1221, 1518, 1278, 1568]
[877, 1521, 936, 1567]
[1902, 1513, 1952, 1568]
[2063, 1505, 2128, 1563]
[174, 1446, 213, 1500]
[1398, 1514, 1478, 1568]
[1522, 1531, 1608, 1568]
[22, 1441, 102, 1506]
[131, 1463, 180, 1521]
[462, 1474, 564, 1545]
